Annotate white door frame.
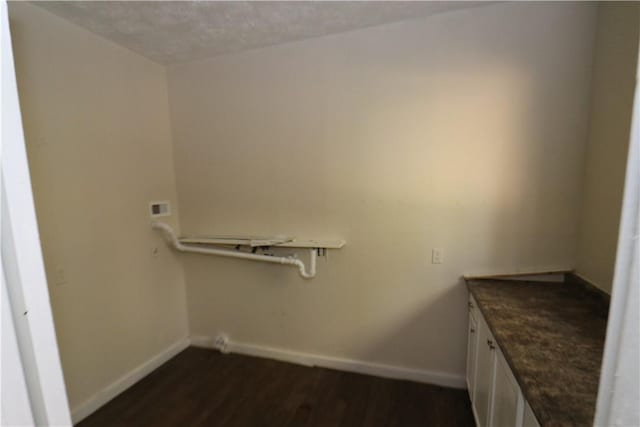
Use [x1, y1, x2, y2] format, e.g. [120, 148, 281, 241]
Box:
[1, 264, 35, 426]
[1, 0, 72, 425]
[593, 43, 640, 427]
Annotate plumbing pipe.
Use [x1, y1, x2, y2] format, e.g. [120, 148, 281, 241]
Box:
[152, 222, 316, 279]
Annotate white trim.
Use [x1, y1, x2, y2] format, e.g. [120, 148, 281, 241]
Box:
[593, 41, 640, 427]
[190, 335, 466, 389]
[71, 338, 190, 424]
[1, 267, 35, 426]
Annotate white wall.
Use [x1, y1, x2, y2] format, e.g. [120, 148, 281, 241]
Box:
[167, 2, 597, 379]
[576, 3, 639, 293]
[8, 2, 188, 415]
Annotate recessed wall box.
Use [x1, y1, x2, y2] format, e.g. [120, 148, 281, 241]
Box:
[149, 201, 170, 218]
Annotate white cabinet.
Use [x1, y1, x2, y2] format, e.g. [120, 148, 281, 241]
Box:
[474, 315, 496, 427]
[468, 295, 539, 427]
[466, 299, 479, 400]
[491, 348, 523, 426]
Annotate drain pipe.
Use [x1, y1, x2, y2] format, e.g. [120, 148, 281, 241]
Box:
[152, 222, 316, 279]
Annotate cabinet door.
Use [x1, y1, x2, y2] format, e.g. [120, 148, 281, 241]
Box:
[523, 402, 541, 427]
[466, 314, 479, 400]
[473, 317, 496, 427]
[490, 349, 523, 427]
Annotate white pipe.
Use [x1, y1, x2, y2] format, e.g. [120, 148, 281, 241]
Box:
[152, 222, 316, 279]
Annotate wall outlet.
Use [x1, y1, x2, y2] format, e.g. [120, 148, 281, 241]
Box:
[432, 248, 444, 264]
[214, 334, 230, 354]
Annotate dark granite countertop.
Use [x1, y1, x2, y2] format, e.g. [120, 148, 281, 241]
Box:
[466, 277, 608, 427]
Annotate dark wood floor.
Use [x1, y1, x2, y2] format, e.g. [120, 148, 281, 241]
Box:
[78, 347, 474, 427]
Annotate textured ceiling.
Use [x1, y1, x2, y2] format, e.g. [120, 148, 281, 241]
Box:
[34, 1, 481, 64]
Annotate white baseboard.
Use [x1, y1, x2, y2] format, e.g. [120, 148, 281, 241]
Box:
[189, 335, 466, 389]
[70, 337, 190, 424]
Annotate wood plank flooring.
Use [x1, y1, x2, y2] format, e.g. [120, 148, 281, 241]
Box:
[78, 347, 475, 427]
